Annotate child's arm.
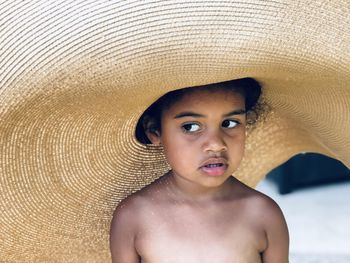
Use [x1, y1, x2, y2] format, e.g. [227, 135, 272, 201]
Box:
[110, 199, 140, 263]
[261, 199, 289, 263]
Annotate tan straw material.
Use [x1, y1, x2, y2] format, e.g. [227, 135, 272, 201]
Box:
[1, 0, 349, 261]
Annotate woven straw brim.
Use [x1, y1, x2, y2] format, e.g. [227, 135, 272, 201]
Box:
[1, 0, 349, 262]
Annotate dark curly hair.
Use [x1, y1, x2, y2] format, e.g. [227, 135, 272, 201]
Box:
[135, 77, 263, 144]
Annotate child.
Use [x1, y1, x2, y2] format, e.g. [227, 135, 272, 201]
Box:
[110, 78, 289, 262]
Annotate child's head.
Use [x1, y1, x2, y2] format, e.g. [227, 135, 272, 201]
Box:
[135, 78, 262, 186]
[136, 77, 262, 145]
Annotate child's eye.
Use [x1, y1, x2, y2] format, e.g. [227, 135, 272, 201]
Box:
[222, 119, 239, 128]
[182, 123, 201, 133]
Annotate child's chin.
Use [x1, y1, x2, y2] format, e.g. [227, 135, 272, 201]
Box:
[200, 176, 232, 186]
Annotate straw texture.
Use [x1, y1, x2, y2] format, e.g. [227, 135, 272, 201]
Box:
[0, 0, 349, 261]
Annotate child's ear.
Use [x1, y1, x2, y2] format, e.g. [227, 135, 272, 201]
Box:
[145, 129, 161, 145]
[142, 115, 161, 145]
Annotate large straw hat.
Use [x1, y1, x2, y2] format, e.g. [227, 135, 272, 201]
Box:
[1, 0, 349, 261]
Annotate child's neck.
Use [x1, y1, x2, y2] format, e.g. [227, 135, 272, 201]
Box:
[164, 171, 236, 204]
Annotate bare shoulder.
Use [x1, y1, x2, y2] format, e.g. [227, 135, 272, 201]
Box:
[232, 179, 286, 223]
[232, 180, 289, 262]
[111, 192, 142, 228]
[109, 190, 144, 258]
[109, 178, 165, 262]
[250, 188, 287, 230]
[111, 175, 168, 230]
[111, 179, 160, 228]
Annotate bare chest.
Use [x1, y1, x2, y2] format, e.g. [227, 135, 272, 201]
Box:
[135, 204, 265, 263]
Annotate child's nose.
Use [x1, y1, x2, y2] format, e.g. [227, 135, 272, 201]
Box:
[203, 130, 227, 153]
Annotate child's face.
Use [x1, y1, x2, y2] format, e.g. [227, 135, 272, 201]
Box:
[149, 88, 246, 189]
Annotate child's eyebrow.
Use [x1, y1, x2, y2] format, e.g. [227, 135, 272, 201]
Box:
[174, 109, 246, 119]
[223, 109, 246, 117]
[174, 112, 204, 119]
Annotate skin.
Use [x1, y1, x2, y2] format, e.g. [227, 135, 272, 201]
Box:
[110, 89, 289, 262]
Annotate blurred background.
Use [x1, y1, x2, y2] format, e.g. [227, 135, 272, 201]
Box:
[256, 153, 350, 263]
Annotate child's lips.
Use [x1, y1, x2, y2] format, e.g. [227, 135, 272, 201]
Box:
[200, 164, 227, 176]
[199, 158, 228, 176]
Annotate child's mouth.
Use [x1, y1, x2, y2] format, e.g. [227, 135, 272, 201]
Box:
[201, 162, 227, 176]
[204, 163, 224, 168]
